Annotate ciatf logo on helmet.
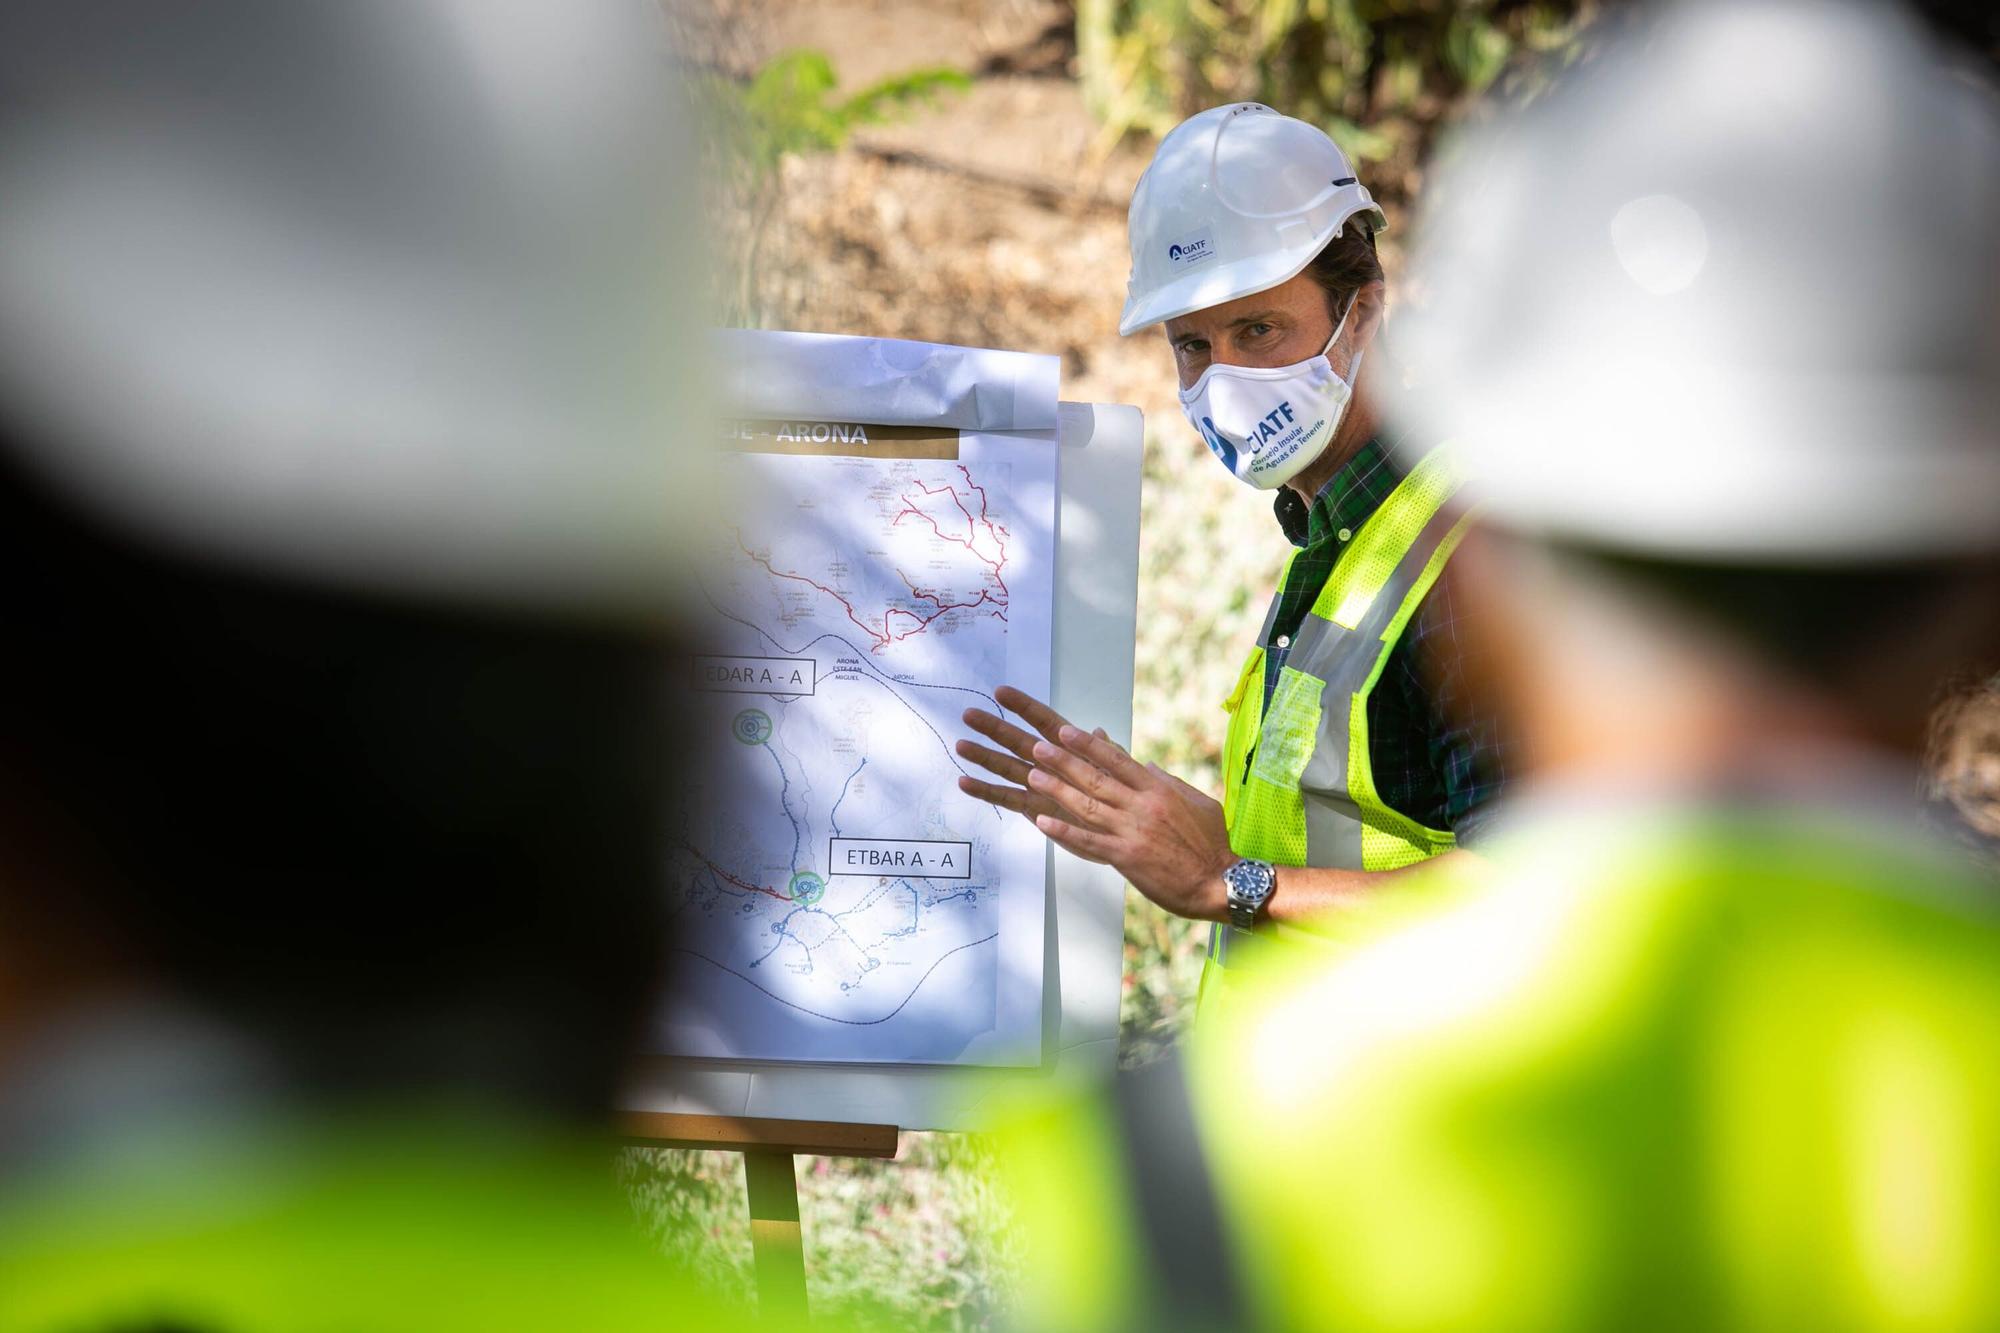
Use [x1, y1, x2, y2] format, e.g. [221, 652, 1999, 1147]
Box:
[1166, 231, 1216, 268]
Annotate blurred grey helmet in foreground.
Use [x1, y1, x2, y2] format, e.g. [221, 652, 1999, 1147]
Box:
[1396, 0, 2000, 562]
[0, 1, 712, 617]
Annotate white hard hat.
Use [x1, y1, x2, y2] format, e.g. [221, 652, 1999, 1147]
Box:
[1120, 103, 1387, 338]
[0, 0, 712, 619]
[1397, 0, 2000, 562]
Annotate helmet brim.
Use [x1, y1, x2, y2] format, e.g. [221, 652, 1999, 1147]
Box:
[1118, 204, 1386, 338]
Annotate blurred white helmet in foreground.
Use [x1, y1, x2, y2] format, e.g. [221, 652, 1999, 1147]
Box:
[1397, 0, 2000, 562]
[1120, 103, 1387, 337]
[0, 1, 711, 618]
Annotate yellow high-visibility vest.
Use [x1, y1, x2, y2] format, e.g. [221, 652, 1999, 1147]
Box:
[0, 1109, 757, 1332]
[1205, 447, 1473, 999]
[1004, 807, 2000, 1331]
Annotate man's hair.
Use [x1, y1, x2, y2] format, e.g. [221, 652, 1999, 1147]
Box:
[1924, 671, 2000, 861]
[1, 429, 682, 1114]
[1303, 223, 1384, 321]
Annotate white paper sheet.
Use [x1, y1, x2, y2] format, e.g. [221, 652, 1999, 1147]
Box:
[712, 328, 1061, 434]
[659, 332, 1058, 1066]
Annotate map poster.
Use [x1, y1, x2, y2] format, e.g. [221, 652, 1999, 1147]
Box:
[659, 336, 1058, 1067]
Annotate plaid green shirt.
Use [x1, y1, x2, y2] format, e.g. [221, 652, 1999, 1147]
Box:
[1260, 435, 1509, 842]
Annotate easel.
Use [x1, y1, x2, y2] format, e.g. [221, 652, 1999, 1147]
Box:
[623, 1111, 899, 1322]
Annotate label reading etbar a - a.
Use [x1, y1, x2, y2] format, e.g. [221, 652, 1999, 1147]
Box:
[694, 655, 816, 696]
[830, 838, 973, 880]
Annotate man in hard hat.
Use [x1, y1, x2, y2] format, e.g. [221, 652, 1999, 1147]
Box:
[1001, 1, 2000, 1328]
[0, 3, 752, 1326]
[957, 103, 1507, 994]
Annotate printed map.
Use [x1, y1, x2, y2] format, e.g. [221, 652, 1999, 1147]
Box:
[663, 449, 1051, 1065]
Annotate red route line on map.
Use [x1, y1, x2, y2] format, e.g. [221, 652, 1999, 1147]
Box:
[896, 465, 1010, 595]
[737, 467, 1010, 653]
[681, 844, 792, 902]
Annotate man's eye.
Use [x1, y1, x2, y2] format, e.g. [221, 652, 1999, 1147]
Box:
[1246, 323, 1274, 338]
[1179, 340, 1208, 356]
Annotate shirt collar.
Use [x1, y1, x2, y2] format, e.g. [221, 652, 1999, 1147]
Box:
[1280, 435, 1405, 549]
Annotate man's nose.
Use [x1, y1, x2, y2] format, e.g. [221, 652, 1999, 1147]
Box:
[1178, 342, 1257, 390]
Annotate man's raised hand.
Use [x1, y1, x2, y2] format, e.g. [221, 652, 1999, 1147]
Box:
[957, 686, 1118, 862]
[957, 685, 1236, 920]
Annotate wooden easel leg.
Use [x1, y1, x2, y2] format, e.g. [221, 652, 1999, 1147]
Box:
[744, 1149, 809, 1322]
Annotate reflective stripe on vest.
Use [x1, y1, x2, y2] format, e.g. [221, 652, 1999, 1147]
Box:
[1207, 448, 1473, 978]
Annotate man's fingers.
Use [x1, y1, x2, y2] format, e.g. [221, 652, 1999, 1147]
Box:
[994, 685, 1074, 745]
[963, 707, 1045, 765]
[960, 774, 1110, 863]
[1031, 738, 1131, 811]
[959, 773, 1088, 829]
[1026, 764, 1114, 826]
[1058, 724, 1152, 787]
[957, 775, 1052, 821]
[954, 739, 1033, 787]
[1034, 813, 1119, 864]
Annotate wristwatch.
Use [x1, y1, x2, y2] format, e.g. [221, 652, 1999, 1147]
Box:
[1222, 857, 1277, 931]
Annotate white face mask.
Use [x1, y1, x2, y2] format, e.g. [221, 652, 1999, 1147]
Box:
[1178, 296, 1363, 491]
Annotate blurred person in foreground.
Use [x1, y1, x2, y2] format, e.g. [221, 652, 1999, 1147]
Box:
[957, 103, 1507, 1008]
[1002, 1, 2000, 1328]
[0, 3, 744, 1328]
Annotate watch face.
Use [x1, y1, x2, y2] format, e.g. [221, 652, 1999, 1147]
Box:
[1227, 860, 1271, 902]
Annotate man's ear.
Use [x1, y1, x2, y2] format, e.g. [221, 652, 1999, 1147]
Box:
[1347, 278, 1388, 351]
[1331, 278, 1388, 380]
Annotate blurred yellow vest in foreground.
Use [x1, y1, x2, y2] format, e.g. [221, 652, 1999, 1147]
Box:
[0, 1108, 756, 1333]
[1008, 805, 2000, 1331]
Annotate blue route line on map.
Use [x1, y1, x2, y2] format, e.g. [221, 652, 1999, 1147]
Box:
[674, 932, 998, 1026]
[835, 879, 900, 920]
[683, 559, 1014, 1006]
[834, 878, 920, 942]
[773, 715, 816, 871]
[756, 872, 926, 973]
[927, 886, 981, 907]
[696, 586, 1006, 806]
[829, 757, 866, 838]
[753, 906, 824, 971]
[764, 742, 806, 877]
[737, 614, 1006, 712]
[752, 897, 880, 972]
[748, 904, 800, 964]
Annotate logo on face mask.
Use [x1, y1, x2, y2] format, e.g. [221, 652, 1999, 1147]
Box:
[1178, 290, 1362, 490]
[1251, 401, 1297, 443]
[1197, 416, 1238, 472]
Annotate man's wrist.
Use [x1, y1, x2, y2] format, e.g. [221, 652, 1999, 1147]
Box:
[1206, 855, 1236, 923]
[1204, 853, 1242, 924]
[1258, 863, 1283, 924]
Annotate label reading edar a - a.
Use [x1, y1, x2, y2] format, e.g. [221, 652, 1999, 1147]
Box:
[694, 655, 816, 695]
